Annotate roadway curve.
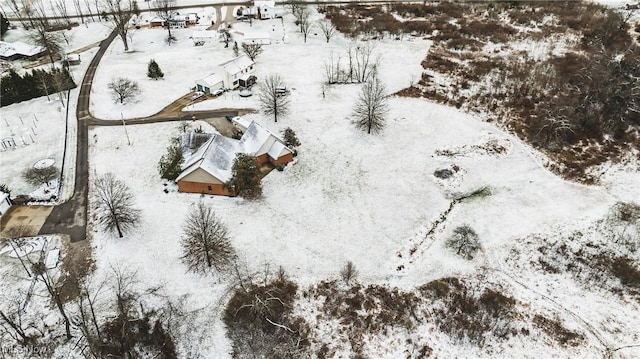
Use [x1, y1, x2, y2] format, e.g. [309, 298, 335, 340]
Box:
[38, 25, 251, 242]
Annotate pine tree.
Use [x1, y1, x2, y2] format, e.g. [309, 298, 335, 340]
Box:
[225, 154, 262, 199]
[282, 127, 301, 148]
[147, 59, 164, 80]
[1, 13, 9, 37]
[158, 142, 183, 180]
[233, 41, 239, 57]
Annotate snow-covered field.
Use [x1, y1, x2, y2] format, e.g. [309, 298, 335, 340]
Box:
[1, 2, 640, 358]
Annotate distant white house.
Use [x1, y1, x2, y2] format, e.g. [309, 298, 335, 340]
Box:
[0, 41, 47, 61]
[169, 13, 199, 28]
[195, 55, 255, 93]
[0, 191, 11, 218]
[240, 0, 283, 20]
[256, 0, 283, 19]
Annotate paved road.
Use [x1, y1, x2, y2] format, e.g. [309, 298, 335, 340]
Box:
[37, 25, 251, 242]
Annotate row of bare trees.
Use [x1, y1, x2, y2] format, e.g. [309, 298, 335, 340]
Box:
[289, 3, 337, 43]
[324, 42, 379, 84]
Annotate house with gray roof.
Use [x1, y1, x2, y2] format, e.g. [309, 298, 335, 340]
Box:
[176, 119, 294, 195]
[0, 41, 47, 61]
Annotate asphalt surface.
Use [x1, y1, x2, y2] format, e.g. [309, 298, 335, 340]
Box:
[37, 24, 251, 242]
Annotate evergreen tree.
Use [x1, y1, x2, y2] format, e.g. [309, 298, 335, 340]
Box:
[1, 68, 75, 107]
[225, 154, 262, 199]
[282, 127, 301, 148]
[232, 41, 239, 57]
[158, 142, 183, 180]
[147, 59, 164, 80]
[1, 13, 9, 37]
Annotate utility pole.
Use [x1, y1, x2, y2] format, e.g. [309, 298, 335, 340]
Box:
[121, 113, 131, 145]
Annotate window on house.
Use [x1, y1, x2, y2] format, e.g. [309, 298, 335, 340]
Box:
[207, 186, 212, 191]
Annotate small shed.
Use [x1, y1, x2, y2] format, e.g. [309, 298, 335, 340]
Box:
[62, 53, 81, 66]
[242, 30, 271, 45]
[191, 30, 218, 45]
[149, 17, 166, 28]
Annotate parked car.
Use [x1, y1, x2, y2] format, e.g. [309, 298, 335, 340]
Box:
[190, 91, 204, 100]
[239, 88, 252, 97]
[212, 88, 224, 96]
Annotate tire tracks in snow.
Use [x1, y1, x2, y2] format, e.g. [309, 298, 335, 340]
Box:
[486, 253, 613, 357]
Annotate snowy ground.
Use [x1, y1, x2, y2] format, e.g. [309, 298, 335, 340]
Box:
[1, 3, 639, 358]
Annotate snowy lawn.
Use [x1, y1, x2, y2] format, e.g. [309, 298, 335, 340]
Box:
[81, 6, 640, 357]
[1, 2, 638, 357]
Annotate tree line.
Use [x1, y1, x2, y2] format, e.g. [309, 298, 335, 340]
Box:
[0, 67, 75, 107]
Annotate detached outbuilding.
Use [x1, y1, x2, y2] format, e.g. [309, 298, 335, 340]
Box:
[242, 30, 271, 45]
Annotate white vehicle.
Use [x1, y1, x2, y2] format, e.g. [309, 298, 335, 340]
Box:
[190, 91, 204, 100]
[212, 88, 224, 96]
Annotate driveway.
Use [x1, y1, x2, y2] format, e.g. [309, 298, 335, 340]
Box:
[1, 206, 53, 236]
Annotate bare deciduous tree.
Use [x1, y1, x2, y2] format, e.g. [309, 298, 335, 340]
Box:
[445, 225, 481, 260]
[52, 0, 72, 25]
[258, 74, 290, 123]
[350, 41, 379, 83]
[353, 75, 388, 134]
[83, 0, 96, 21]
[153, 0, 176, 45]
[2, 225, 33, 277]
[72, 0, 85, 24]
[318, 19, 336, 43]
[108, 77, 140, 104]
[103, 0, 133, 51]
[323, 51, 343, 84]
[71, 275, 106, 358]
[181, 202, 235, 273]
[26, 26, 63, 67]
[93, 172, 140, 238]
[298, 6, 312, 43]
[241, 42, 263, 61]
[0, 292, 38, 346]
[31, 261, 72, 340]
[340, 261, 358, 285]
[23, 165, 58, 187]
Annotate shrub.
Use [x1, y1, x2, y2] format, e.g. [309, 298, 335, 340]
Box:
[610, 258, 640, 288]
[158, 141, 183, 181]
[445, 225, 481, 260]
[533, 314, 584, 346]
[433, 168, 454, 179]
